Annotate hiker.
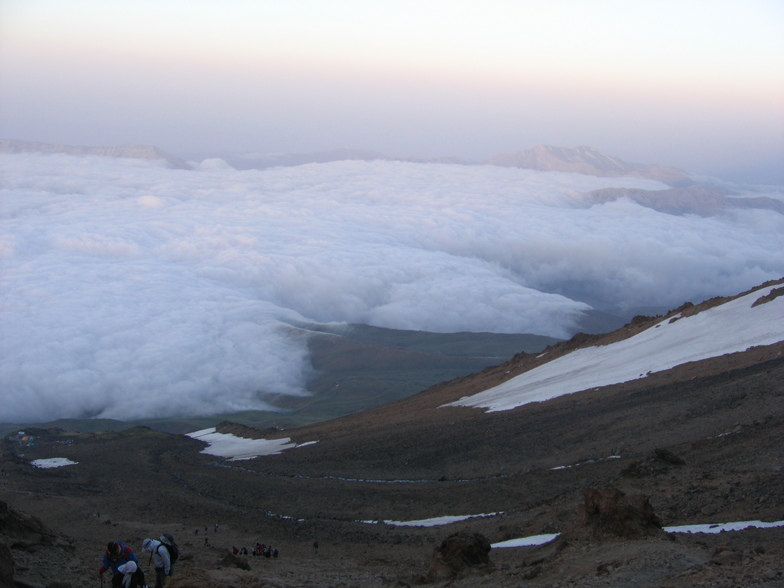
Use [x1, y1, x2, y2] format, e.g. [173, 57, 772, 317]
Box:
[116, 560, 146, 588]
[142, 538, 171, 588]
[99, 541, 140, 588]
[313, 540, 319, 555]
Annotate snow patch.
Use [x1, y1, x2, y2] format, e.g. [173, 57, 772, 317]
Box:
[186, 427, 317, 461]
[30, 457, 77, 468]
[359, 512, 501, 527]
[491, 519, 784, 548]
[447, 286, 784, 412]
[664, 520, 784, 534]
[492, 533, 560, 548]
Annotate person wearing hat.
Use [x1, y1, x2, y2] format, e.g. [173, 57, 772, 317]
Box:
[99, 541, 140, 587]
[142, 537, 171, 588]
[116, 560, 146, 588]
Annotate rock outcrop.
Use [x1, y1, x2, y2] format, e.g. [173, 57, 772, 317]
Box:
[425, 531, 492, 581]
[566, 488, 664, 540]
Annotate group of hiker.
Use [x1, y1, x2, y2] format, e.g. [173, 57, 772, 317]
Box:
[233, 542, 279, 558]
[98, 535, 178, 588]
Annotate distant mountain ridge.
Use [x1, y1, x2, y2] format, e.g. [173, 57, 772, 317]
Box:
[0, 138, 191, 169]
[10, 139, 781, 218]
[485, 145, 694, 187]
[588, 185, 784, 216]
[2, 139, 692, 186]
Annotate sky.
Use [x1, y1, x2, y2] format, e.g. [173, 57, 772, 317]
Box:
[448, 285, 784, 412]
[2, 153, 782, 423]
[1, 0, 783, 182]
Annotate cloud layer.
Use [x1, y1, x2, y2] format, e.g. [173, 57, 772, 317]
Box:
[1, 154, 782, 423]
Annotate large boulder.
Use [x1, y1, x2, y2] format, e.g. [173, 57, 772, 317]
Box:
[425, 531, 492, 581]
[0, 500, 61, 546]
[567, 488, 664, 540]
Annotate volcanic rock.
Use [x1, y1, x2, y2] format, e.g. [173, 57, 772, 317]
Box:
[425, 531, 492, 581]
[567, 488, 664, 540]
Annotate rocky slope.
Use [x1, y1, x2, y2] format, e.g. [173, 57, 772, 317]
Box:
[485, 144, 694, 187]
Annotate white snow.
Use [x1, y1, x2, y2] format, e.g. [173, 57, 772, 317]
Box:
[30, 457, 77, 468]
[491, 519, 784, 548]
[446, 286, 784, 412]
[359, 512, 500, 527]
[550, 455, 621, 470]
[664, 520, 784, 534]
[492, 533, 560, 548]
[186, 427, 317, 461]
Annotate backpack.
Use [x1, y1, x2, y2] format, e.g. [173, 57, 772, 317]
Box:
[159, 533, 180, 566]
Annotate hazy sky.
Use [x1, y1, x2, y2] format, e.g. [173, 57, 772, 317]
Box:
[1, 0, 783, 182]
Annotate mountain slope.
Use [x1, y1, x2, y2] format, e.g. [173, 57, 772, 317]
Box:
[485, 144, 694, 187]
[1, 281, 783, 587]
[448, 283, 784, 412]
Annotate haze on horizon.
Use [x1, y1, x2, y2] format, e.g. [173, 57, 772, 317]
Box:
[1, 0, 783, 184]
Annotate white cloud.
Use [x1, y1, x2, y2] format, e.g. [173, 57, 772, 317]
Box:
[1, 154, 782, 422]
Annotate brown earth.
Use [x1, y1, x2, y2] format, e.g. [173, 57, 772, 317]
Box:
[1, 287, 783, 587]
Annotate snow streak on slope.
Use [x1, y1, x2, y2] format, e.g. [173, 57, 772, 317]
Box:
[446, 286, 784, 412]
[186, 427, 317, 461]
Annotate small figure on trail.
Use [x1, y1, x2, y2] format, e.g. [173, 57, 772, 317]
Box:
[214, 523, 219, 532]
[99, 541, 140, 588]
[116, 560, 146, 588]
[232, 546, 239, 554]
[204, 536, 210, 546]
[142, 537, 172, 588]
[313, 541, 319, 555]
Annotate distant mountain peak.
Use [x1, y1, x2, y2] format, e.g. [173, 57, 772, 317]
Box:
[485, 145, 694, 187]
[0, 139, 191, 170]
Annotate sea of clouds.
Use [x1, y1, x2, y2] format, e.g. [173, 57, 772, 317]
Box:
[1, 153, 782, 423]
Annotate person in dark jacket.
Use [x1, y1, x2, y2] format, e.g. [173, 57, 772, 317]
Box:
[99, 541, 140, 588]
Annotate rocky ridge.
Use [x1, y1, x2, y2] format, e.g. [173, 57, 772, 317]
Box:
[485, 144, 694, 187]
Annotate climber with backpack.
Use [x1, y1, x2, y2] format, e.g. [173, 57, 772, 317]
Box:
[142, 534, 179, 588]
